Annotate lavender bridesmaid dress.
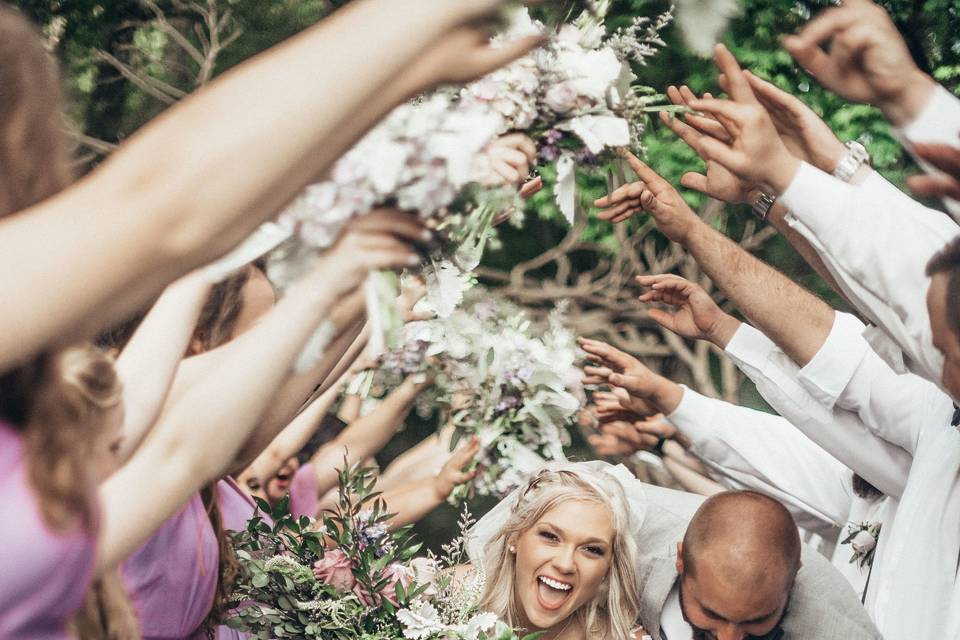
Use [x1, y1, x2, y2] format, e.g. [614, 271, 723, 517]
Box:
[0, 422, 97, 639]
[288, 462, 319, 520]
[121, 493, 218, 640]
[215, 477, 272, 640]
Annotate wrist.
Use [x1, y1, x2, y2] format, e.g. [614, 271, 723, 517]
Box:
[652, 377, 684, 416]
[882, 72, 937, 128]
[764, 153, 801, 195]
[706, 315, 742, 349]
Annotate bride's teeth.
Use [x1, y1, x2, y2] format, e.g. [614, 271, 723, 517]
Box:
[539, 576, 572, 591]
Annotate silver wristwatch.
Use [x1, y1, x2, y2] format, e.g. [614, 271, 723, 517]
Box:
[751, 192, 777, 221]
[832, 140, 871, 182]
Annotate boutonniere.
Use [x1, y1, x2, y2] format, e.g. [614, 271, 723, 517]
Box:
[841, 521, 881, 568]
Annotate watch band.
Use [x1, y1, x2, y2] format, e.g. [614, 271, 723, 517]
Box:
[751, 192, 777, 221]
[832, 140, 871, 182]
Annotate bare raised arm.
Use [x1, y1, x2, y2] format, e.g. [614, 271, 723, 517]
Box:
[0, 0, 543, 371]
[95, 212, 424, 572]
[611, 150, 834, 367]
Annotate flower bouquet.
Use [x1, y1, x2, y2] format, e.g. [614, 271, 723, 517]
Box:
[356, 291, 584, 503]
[226, 461, 538, 640]
[268, 3, 674, 355]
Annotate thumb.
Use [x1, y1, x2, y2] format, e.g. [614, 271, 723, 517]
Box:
[609, 372, 653, 398]
[640, 190, 661, 214]
[646, 308, 678, 333]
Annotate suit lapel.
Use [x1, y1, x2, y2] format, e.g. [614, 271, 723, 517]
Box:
[637, 554, 680, 640]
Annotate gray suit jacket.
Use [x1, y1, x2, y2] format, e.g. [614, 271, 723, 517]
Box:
[634, 483, 881, 640]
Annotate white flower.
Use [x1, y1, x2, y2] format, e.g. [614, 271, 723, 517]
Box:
[554, 47, 623, 102]
[544, 81, 582, 115]
[409, 557, 441, 597]
[462, 612, 499, 640]
[397, 601, 445, 639]
[423, 260, 475, 319]
[674, 0, 742, 57]
[562, 115, 632, 155]
[850, 529, 877, 554]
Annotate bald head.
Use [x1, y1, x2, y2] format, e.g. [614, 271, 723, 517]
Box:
[682, 491, 800, 590]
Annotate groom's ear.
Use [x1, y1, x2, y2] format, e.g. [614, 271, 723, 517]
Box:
[675, 542, 685, 576]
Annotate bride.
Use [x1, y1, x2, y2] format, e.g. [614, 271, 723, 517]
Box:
[464, 461, 648, 640]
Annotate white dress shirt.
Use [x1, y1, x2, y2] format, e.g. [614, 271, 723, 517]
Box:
[897, 84, 960, 220]
[779, 161, 959, 390]
[665, 379, 891, 600]
[796, 312, 959, 640]
[667, 385, 850, 535]
[725, 319, 912, 499]
[659, 585, 692, 640]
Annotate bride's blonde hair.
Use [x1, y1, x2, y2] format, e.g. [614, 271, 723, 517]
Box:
[477, 463, 641, 640]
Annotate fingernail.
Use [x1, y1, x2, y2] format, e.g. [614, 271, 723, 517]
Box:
[407, 255, 420, 266]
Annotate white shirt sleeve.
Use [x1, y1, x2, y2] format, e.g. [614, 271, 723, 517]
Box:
[898, 84, 960, 220]
[799, 338, 954, 455]
[780, 160, 957, 387]
[725, 321, 911, 500]
[666, 385, 852, 529]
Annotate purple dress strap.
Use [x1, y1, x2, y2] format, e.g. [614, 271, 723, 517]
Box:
[122, 493, 218, 640]
[0, 421, 96, 640]
[288, 462, 319, 520]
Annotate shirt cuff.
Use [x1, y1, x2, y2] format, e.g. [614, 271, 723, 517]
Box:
[725, 323, 778, 368]
[780, 161, 855, 235]
[898, 84, 960, 148]
[797, 312, 870, 410]
[665, 385, 717, 446]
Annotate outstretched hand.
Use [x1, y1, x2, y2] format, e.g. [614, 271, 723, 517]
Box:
[686, 45, 800, 194]
[475, 133, 538, 187]
[433, 436, 480, 500]
[636, 274, 741, 348]
[782, 0, 935, 126]
[660, 85, 757, 205]
[578, 337, 683, 415]
[593, 150, 702, 244]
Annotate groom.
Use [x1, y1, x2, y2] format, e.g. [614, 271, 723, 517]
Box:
[634, 486, 880, 639]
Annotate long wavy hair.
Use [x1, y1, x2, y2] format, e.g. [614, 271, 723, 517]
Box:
[477, 464, 642, 640]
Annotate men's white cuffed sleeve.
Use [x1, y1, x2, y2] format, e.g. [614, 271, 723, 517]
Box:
[666, 385, 851, 529]
[780, 161, 956, 388]
[898, 84, 960, 220]
[798, 316, 954, 454]
[726, 322, 911, 500]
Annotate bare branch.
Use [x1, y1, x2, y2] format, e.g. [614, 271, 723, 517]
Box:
[94, 49, 185, 104]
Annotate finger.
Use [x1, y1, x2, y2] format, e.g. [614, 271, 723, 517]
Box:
[683, 112, 733, 142]
[620, 151, 672, 192]
[646, 308, 679, 333]
[659, 110, 703, 151]
[609, 372, 654, 398]
[912, 143, 960, 177]
[595, 181, 645, 208]
[610, 207, 642, 224]
[679, 172, 712, 196]
[712, 44, 757, 104]
[583, 365, 614, 379]
[491, 159, 523, 185]
[678, 85, 699, 106]
[347, 210, 431, 245]
[782, 36, 843, 87]
[520, 176, 544, 199]
[791, 6, 861, 50]
[492, 145, 531, 171]
[497, 132, 538, 164]
[697, 136, 743, 173]
[597, 198, 643, 221]
[687, 98, 750, 127]
[471, 34, 546, 77]
[907, 174, 960, 200]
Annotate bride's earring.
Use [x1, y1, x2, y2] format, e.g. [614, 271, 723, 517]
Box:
[509, 545, 516, 554]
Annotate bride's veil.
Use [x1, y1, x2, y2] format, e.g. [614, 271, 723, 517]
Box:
[465, 460, 650, 565]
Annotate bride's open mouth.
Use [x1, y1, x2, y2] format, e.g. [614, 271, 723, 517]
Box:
[535, 574, 574, 611]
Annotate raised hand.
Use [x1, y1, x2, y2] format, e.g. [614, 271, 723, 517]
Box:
[319, 209, 429, 297]
[729, 72, 848, 174]
[578, 337, 683, 415]
[433, 436, 480, 500]
[783, 0, 935, 126]
[636, 274, 741, 348]
[660, 85, 757, 205]
[686, 45, 800, 194]
[475, 133, 538, 186]
[908, 141, 960, 200]
[593, 150, 702, 244]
